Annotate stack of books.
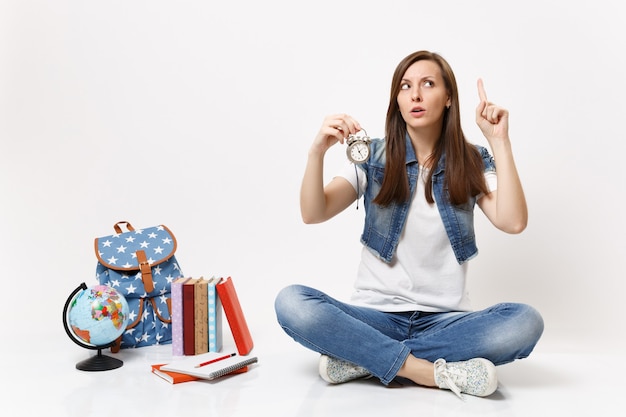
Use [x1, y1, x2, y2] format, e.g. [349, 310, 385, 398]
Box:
[152, 276, 256, 384]
[171, 276, 254, 357]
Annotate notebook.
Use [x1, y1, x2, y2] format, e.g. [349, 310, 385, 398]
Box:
[151, 363, 250, 384]
[151, 363, 199, 384]
[160, 351, 258, 381]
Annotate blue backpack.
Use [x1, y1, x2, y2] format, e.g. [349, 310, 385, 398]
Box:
[95, 221, 184, 351]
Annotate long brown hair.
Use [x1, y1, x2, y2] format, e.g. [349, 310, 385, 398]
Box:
[373, 51, 489, 206]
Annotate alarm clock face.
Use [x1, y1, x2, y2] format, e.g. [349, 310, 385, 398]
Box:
[347, 141, 370, 164]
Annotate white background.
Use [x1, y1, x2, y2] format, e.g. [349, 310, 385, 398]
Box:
[1, 0, 624, 363]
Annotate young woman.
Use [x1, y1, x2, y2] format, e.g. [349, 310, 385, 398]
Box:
[274, 50, 544, 399]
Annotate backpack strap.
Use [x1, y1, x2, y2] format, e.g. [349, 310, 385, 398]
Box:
[136, 250, 155, 293]
[150, 298, 172, 324]
[113, 220, 135, 234]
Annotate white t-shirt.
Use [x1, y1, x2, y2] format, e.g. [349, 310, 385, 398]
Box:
[338, 163, 497, 313]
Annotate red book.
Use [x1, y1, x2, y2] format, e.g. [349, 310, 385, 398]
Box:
[216, 277, 254, 355]
[182, 278, 199, 355]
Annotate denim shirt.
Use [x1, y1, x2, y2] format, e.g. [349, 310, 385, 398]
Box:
[358, 135, 496, 264]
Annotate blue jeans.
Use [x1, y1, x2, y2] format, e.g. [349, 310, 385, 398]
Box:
[274, 284, 544, 385]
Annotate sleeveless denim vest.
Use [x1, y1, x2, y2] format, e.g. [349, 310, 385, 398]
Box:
[359, 135, 495, 264]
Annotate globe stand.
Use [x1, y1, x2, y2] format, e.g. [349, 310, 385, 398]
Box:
[75, 348, 123, 371]
[63, 282, 127, 372]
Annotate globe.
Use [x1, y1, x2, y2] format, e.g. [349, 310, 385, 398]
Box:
[63, 282, 130, 371]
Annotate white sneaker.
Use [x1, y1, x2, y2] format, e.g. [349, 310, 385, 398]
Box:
[434, 358, 498, 399]
[318, 355, 371, 384]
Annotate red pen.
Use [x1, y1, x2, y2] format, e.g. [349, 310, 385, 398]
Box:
[194, 352, 236, 368]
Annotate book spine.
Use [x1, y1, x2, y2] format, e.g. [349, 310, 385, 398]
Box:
[182, 279, 197, 355]
[171, 277, 187, 356]
[194, 279, 209, 354]
[216, 276, 254, 355]
[207, 278, 223, 352]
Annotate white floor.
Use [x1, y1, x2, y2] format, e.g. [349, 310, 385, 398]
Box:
[5, 327, 623, 417]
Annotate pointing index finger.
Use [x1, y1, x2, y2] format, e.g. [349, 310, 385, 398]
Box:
[477, 78, 488, 102]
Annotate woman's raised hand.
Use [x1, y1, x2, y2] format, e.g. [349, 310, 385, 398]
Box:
[475, 79, 509, 142]
[310, 114, 362, 156]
